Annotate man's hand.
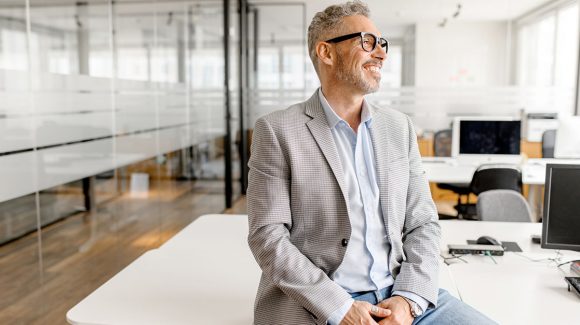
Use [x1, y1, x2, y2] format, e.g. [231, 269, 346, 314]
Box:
[339, 301, 392, 325]
[375, 296, 414, 325]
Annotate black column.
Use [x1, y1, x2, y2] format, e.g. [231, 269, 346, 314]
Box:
[224, 0, 233, 208]
[239, 0, 249, 194]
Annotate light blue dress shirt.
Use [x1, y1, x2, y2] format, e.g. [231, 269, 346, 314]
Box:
[318, 89, 428, 325]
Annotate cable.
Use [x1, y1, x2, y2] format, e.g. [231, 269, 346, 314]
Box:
[514, 252, 559, 264]
[440, 254, 468, 264]
[485, 251, 498, 264]
[513, 250, 576, 275]
[557, 260, 577, 268]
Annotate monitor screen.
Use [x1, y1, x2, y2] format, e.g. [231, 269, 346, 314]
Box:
[459, 120, 521, 155]
[541, 164, 580, 251]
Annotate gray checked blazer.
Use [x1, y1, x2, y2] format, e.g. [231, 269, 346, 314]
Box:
[247, 90, 441, 325]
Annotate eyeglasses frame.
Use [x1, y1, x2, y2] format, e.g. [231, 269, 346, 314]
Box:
[325, 32, 389, 53]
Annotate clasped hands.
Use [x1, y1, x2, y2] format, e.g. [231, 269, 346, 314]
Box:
[339, 296, 413, 325]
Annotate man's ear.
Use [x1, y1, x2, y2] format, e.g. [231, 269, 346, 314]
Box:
[316, 42, 334, 67]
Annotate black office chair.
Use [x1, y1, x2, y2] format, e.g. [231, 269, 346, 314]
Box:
[433, 129, 471, 218]
[542, 129, 557, 158]
[463, 164, 523, 219]
[470, 164, 522, 195]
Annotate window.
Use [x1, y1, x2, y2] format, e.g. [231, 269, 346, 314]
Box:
[555, 4, 579, 87]
[257, 47, 279, 89]
[517, 3, 579, 88]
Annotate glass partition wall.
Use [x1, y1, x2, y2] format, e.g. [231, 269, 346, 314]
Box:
[0, 0, 231, 323]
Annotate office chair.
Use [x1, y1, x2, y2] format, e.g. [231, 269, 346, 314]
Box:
[433, 129, 452, 157]
[433, 129, 471, 218]
[470, 164, 522, 195]
[542, 129, 557, 158]
[463, 164, 522, 220]
[476, 189, 533, 222]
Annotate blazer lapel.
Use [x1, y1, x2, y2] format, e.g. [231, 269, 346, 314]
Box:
[367, 105, 391, 228]
[304, 92, 350, 209]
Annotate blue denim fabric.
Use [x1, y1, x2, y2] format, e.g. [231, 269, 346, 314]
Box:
[351, 287, 498, 325]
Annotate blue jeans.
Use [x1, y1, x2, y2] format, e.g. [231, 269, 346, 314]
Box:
[351, 286, 497, 325]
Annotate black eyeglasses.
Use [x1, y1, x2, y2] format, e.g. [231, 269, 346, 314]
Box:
[325, 32, 389, 53]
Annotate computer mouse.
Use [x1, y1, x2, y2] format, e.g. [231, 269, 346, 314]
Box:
[476, 235, 502, 246]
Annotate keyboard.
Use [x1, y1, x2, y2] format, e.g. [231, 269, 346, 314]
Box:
[565, 277, 580, 297]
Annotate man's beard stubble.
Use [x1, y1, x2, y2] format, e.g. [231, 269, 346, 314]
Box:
[335, 52, 381, 94]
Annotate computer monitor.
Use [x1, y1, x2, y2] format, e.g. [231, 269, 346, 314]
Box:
[541, 164, 580, 252]
[554, 116, 580, 158]
[451, 116, 521, 157]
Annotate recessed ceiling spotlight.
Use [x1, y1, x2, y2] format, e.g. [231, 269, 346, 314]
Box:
[453, 3, 462, 18]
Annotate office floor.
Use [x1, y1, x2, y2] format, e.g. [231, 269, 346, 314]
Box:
[0, 178, 242, 325]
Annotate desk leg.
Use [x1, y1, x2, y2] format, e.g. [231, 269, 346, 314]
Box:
[528, 184, 543, 222]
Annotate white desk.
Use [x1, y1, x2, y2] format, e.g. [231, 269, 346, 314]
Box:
[452, 263, 580, 325]
[440, 220, 580, 325]
[423, 157, 580, 220]
[159, 213, 250, 252]
[66, 214, 457, 325]
[440, 220, 548, 261]
[421, 159, 476, 184]
[422, 157, 580, 185]
[67, 214, 261, 325]
[67, 216, 580, 325]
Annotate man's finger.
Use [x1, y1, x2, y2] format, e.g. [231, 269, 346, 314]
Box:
[369, 304, 392, 317]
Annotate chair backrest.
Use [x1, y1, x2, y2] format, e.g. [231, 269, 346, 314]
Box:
[433, 129, 452, 157]
[542, 129, 557, 158]
[470, 163, 522, 195]
[476, 189, 533, 222]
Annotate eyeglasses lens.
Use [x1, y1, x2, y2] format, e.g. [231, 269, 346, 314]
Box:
[379, 38, 388, 53]
[362, 34, 376, 52]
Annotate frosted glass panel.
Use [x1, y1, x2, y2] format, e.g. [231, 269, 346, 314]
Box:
[0, 152, 35, 202]
[251, 86, 576, 133]
[0, 6, 28, 71]
[36, 138, 115, 191]
[0, 70, 34, 153]
[0, 1, 227, 323]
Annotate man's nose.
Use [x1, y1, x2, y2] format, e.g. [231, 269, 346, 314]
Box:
[372, 44, 386, 61]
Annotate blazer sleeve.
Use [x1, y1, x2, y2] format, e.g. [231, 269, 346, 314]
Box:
[247, 117, 351, 322]
[392, 116, 441, 308]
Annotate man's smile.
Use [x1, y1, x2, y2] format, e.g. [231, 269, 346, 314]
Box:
[363, 62, 382, 75]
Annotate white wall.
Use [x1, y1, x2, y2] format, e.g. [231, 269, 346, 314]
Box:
[415, 21, 509, 87]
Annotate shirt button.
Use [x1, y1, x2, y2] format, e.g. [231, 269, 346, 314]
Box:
[341, 238, 349, 247]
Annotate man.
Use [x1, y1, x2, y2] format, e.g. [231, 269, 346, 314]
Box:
[247, 1, 496, 324]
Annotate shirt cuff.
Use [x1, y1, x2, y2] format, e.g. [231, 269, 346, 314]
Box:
[326, 298, 354, 325]
[391, 290, 428, 314]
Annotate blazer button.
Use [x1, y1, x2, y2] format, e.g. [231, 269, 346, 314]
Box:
[341, 239, 349, 247]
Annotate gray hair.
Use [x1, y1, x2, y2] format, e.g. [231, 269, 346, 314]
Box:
[307, 1, 370, 73]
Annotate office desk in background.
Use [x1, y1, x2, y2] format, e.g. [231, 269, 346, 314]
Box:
[422, 157, 580, 220]
[422, 157, 580, 185]
[440, 220, 580, 324]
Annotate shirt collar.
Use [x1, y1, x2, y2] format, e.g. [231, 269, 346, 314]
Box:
[318, 88, 373, 129]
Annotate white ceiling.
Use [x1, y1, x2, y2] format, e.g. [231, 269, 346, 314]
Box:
[252, 0, 555, 24]
[0, 0, 558, 41]
[250, 0, 556, 41]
